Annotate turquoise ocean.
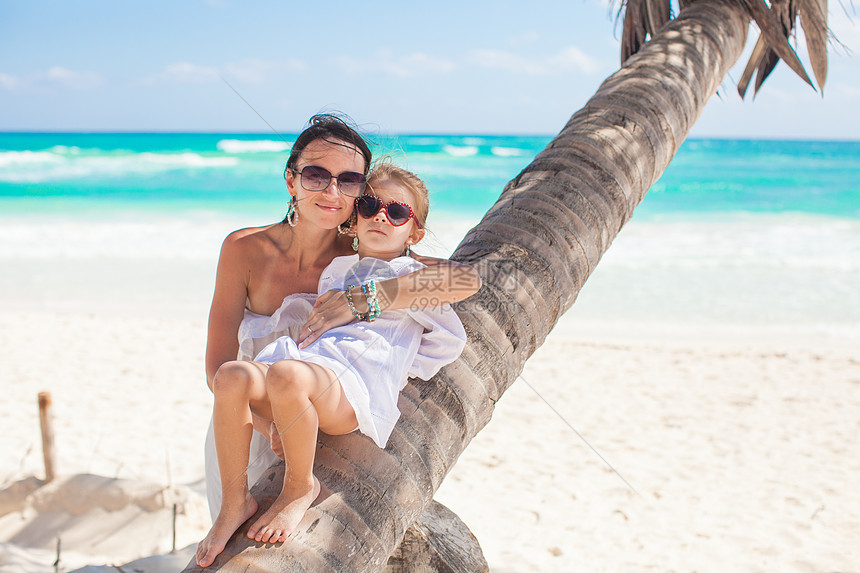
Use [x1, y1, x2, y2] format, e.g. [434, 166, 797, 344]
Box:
[1, 133, 858, 343]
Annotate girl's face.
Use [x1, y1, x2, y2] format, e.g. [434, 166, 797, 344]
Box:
[285, 138, 366, 230]
[355, 179, 425, 261]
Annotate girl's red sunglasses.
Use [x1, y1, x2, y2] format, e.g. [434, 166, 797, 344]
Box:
[355, 195, 420, 227]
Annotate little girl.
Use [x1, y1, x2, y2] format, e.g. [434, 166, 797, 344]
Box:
[196, 164, 472, 567]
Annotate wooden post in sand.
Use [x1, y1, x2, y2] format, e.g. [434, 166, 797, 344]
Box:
[38, 391, 56, 483]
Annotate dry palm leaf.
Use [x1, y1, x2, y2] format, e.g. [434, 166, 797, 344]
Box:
[755, 0, 798, 92]
[738, 33, 770, 97]
[799, 0, 828, 90]
[645, 0, 672, 35]
[739, 0, 813, 87]
[620, 0, 673, 63]
[621, 0, 650, 63]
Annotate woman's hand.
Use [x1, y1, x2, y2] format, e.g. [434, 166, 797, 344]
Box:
[297, 289, 356, 348]
[269, 421, 285, 461]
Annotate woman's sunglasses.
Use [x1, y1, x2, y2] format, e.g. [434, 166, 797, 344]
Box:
[355, 195, 420, 227]
[291, 165, 366, 198]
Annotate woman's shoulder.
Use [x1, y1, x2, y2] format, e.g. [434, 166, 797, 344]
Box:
[224, 223, 278, 244]
[220, 223, 284, 257]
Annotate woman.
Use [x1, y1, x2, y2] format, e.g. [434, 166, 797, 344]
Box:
[203, 113, 481, 519]
[197, 163, 473, 567]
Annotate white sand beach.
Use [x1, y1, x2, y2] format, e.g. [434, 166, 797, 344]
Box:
[2, 220, 859, 572]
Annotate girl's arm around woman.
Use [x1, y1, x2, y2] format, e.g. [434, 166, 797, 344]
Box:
[299, 258, 481, 347]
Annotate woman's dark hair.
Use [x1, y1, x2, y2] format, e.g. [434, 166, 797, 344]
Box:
[285, 113, 372, 176]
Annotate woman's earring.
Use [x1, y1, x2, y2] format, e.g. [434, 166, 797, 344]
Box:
[286, 195, 298, 227]
[338, 213, 354, 235]
[352, 236, 359, 252]
[405, 244, 411, 256]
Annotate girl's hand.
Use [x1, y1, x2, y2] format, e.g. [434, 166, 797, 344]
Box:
[269, 422, 285, 461]
[297, 289, 356, 348]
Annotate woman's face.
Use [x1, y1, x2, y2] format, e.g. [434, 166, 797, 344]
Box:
[286, 138, 367, 230]
[355, 179, 425, 260]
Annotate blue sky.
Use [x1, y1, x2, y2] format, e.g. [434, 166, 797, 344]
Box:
[1, 0, 858, 138]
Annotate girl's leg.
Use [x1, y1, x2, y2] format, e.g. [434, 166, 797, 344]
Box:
[248, 359, 358, 543]
[196, 360, 270, 567]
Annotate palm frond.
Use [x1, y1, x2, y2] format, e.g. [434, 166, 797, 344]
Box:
[757, 0, 799, 92]
[646, 0, 673, 34]
[799, 0, 829, 90]
[738, 34, 769, 97]
[618, 0, 829, 96]
[753, 41, 784, 92]
[620, 0, 673, 63]
[621, 0, 650, 63]
[739, 0, 814, 87]
[740, 0, 799, 95]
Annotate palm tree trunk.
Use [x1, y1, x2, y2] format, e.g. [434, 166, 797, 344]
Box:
[183, 0, 748, 570]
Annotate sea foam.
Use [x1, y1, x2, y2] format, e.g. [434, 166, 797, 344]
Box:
[216, 139, 292, 153]
[443, 145, 479, 157]
[0, 150, 238, 182]
[490, 146, 524, 157]
[138, 152, 238, 167]
[0, 150, 63, 166]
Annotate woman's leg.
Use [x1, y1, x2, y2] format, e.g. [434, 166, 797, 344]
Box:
[248, 359, 358, 543]
[196, 360, 270, 567]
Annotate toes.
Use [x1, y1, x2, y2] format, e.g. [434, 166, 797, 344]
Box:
[196, 547, 212, 568]
[247, 518, 263, 540]
[255, 527, 268, 543]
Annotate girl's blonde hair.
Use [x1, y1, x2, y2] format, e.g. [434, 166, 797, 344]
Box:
[366, 161, 429, 228]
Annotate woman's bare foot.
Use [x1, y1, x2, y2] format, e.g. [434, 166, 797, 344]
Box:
[247, 476, 321, 543]
[196, 493, 258, 567]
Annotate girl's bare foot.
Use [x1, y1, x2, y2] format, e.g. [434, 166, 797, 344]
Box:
[196, 494, 258, 567]
[247, 477, 321, 543]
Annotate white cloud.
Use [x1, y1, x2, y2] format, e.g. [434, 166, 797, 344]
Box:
[467, 49, 524, 72]
[468, 46, 600, 75]
[223, 58, 306, 83]
[330, 46, 600, 79]
[0, 67, 103, 92]
[161, 62, 221, 83]
[143, 59, 307, 85]
[43, 66, 104, 89]
[332, 50, 456, 78]
[549, 46, 601, 74]
[382, 53, 456, 77]
[0, 72, 21, 91]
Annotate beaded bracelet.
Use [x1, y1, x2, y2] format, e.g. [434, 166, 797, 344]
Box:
[362, 280, 382, 322]
[344, 280, 382, 322]
[344, 284, 367, 321]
